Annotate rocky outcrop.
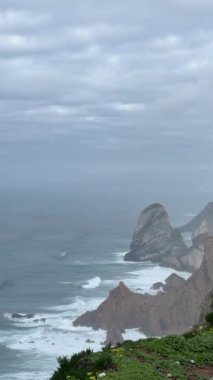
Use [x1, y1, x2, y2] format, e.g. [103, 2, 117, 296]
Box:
[11, 313, 35, 319]
[180, 202, 213, 235]
[124, 204, 187, 265]
[151, 273, 186, 292]
[74, 237, 213, 340]
[124, 203, 213, 272]
[105, 327, 124, 346]
[178, 224, 207, 272]
[151, 281, 164, 291]
[196, 288, 213, 326]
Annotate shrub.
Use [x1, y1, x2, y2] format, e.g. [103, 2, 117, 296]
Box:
[95, 350, 116, 371]
[50, 347, 116, 380]
[205, 312, 213, 326]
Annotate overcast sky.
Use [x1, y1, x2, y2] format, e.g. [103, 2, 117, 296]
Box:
[0, 0, 212, 140]
[0, 0, 213, 200]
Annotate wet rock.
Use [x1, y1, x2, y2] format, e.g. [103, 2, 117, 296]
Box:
[151, 282, 164, 290]
[12, 313, 35, 319]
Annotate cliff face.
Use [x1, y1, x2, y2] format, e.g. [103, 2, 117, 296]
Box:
[180, 202, 213, 235]
[196, 288, 213, 326]
[124, 203, 213, 272]
[124, 204, 186, 264]
[74, 238, 213, 341]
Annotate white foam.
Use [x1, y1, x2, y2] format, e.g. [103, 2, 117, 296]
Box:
[0, 371, 50, 380]
[112, 251, 131, 264]
[59, 251, 68, 258]
[181, 232, 193, 247]
[184, 212, 197, 218]
[82, 276, 102, 289]
[123, 328, 146, 341]
[122, 266, 191, 294]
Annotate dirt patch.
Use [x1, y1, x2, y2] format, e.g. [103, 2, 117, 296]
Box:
[188, 365, 213, 379]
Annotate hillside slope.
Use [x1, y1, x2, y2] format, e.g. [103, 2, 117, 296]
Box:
[50, 326, 213, 380]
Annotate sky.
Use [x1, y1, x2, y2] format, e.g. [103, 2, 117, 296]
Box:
[0, 0, 213, 199]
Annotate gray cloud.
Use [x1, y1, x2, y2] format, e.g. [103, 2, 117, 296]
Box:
[0, 0, 213, 142]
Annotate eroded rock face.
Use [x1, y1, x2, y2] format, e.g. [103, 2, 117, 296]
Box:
[180, 202, 213, 235]
[105, 327, 124, 345]
[124, 204, 186, 263]
[151, 273, 186, 292]
[196, 289, 213, 326]
[124, 202, 213, 272]
[74, 238, 213, 339]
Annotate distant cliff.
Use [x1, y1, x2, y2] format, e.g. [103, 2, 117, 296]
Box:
[180, 202, 213, 235]
[74, 237, 213, 344]
[124, 203, 213, 272]
[124, 203, 186, 264]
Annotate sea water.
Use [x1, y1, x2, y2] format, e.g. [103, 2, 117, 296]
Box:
[0, 187, 192, 380]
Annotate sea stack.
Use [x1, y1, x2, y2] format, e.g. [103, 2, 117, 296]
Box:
[124, 203, 186, 264]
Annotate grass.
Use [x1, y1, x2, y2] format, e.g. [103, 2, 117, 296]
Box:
[50, 326, 213, 380]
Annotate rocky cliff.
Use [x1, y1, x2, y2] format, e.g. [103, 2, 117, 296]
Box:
[124, 203, 186, 264]
[151, 273, 186, 292]
[124, 203, 213, 272]
[196, 288, 213, 326]
[74, 237, 213, 343]
[180, 202, 213, 235]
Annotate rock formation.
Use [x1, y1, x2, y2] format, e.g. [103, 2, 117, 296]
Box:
[180, 202, 213, 235]
[151, 273, 186, 292]
[124, 202, 213, 272]
[124, 204, 187, 265]
[105, 327, 124, 346]
[74, 237, 213, 342]
[196, 288, 213, 326]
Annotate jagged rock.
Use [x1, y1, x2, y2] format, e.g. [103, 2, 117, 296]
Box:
[151, 282, 164, 290]
[178, 224, 207, 272]
[104, 327, 124, 346]
[161, 256, 183, 270]
[151, 274, 185, 292]
[124, 204, 186, 264]
[163, 273, 185, 292]
[12, 313, 35, 319]
[179, 247, 204, 272]
[180, 202, 213, 235]
[124, 202, 213, 272]
[74, 237, 213, 339]
[196, 289, 213, 326]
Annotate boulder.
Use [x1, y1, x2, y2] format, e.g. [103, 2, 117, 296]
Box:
[163, 273, 185, 292]
[151, 281, 164, 290]
[11, 313, 35, 319]
[151, 274, 185, 292]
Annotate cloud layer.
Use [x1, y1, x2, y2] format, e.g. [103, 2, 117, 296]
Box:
[0, 0, 213, 141]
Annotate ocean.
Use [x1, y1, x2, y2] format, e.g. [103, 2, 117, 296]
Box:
[0, 186, 194, 379]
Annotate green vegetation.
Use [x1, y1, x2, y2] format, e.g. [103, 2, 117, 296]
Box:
[50, 327, 213, 380]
